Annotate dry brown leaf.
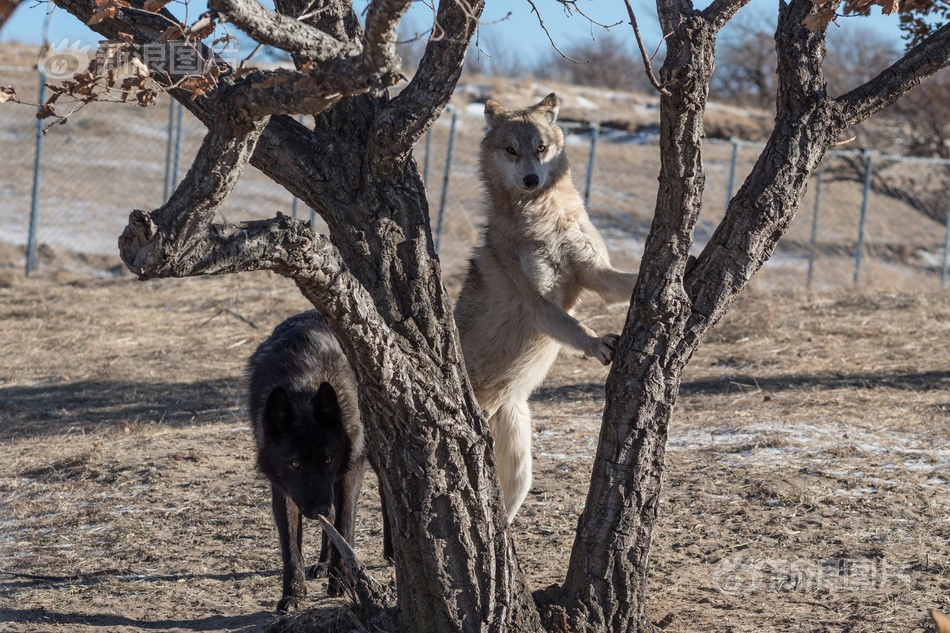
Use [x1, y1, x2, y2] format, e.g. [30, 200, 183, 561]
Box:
[0, 86, 16, 104]
[180, 75, 214, 97]
[86, 0, 129, 25]
[36, 103, 56, 119]
[143, 0, 171, 12]
[159, 25, 185, 42]
[880, 0, 900, 13]
[801, 7, 836, 31]
[130, 56, 150, 78]
[136, 88, 157, 105]
[117, 31, 134, 43]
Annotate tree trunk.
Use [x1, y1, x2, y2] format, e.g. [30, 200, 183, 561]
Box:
[34, 0, 950, 630]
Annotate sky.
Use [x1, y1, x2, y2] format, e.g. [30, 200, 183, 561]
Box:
[1, 0, 906, 66]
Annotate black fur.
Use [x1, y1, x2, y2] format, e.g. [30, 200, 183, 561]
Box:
[247, 311, 391, 612]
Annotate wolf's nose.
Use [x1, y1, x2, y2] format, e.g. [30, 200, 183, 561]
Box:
[523, 174, 540, 188]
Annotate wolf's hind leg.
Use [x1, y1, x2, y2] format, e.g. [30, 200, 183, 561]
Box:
[490, 399, 533, 522]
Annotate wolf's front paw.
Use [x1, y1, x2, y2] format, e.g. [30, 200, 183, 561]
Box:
[587, 333, 619, 365]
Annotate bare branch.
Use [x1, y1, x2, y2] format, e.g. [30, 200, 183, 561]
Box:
[119, 107, 266, 277]
[226, 60, 399, 118]
[209, 0, 358, 61]
[524, 0, 583, 62]
[366, 0, 484, 176]
[623, 0, 671, 96]
[700, 0, 754, 30]
[362, 0, 413, 74]
[834, 21, 950, 129]
[685, 0, 835, 307]
[121, 213, 322, 277]
[316, 514, 386, 609]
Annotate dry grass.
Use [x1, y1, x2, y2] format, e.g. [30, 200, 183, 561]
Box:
[2, 271, 950, 632]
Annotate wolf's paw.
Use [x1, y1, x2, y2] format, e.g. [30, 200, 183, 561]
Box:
[588, 333, 619, 365]
[306, 562, 330, 579]
[276, 594, 304, 613]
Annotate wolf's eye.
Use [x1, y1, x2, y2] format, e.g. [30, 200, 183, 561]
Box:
[506, 147, 517, 155]
[291, 461, 300, 469]
[325, 456, 332, 465]
[537, 144, 546, 153]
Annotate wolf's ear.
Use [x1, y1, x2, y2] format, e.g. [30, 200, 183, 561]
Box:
[262, 386, 295, 439]
[484, 99, 505, 127]
[537, 92, 559, 122]
[313, 381, 341, 420]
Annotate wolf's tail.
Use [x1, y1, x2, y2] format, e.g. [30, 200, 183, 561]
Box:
[489, 399, 533, 523]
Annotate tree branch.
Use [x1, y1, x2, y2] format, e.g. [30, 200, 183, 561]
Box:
[208, 0, 359, 61]
[362, 0, 413, 76]
[834, 21, 950, 129]
[623, 0, 671, 96]
[685, 0, 835, 322]
[366, 0, 484, 177]
[226, 60, 401, 118]
[700, 0, 754, 30]
[119, 99, 267, 276]
[655, 0, 696, 35]
[316, 514, 387, 609]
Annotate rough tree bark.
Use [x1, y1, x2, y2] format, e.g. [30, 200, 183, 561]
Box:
[41, 0, 950, 630]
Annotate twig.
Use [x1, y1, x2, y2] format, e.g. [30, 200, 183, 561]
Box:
[525, 0, 584, 63]
[831, 136, 857, 148]
[555, 0, 622, 30]
[316, 514, 384, 608]
[623, 0, 671, 96]
[240, 42, 263, 68]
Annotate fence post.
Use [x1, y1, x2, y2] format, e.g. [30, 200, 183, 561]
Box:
[26, 72, 46, 277]
[806, 161, 824, 290]
[163, 95, 175, 201]
[434, 110, 457, 253]
[423, 127, 433, 186]
[725, 138, 739, 212]
[853, 152, 873, 286]
[171, 101, 184, 190]
[584, 123, 600, 208]
[941, 188, 950, 289]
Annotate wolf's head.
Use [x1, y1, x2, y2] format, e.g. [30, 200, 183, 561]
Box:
[480, 93, 568, 196]
[256, 383, 352, 520]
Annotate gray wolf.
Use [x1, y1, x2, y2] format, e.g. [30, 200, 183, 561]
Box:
[247, 311, 390, 612]
[454, 93, 638, 521]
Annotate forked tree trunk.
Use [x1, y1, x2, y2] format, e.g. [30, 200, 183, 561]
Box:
[37, 0, 950, 630]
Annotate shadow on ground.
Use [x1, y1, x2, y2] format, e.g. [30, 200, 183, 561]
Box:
[530, 369, 950, 403]
[0, 378, 242, 440]
[0, 608, 273, 631]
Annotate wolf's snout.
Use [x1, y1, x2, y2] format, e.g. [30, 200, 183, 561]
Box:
[523, 174, 540, 189]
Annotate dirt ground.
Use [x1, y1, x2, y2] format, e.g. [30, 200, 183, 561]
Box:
[2, 268, 950, 633]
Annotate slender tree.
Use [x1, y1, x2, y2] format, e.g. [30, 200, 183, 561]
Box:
[18, 0, 950, 630]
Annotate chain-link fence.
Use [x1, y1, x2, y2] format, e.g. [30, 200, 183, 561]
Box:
[3, 65, 950, 291]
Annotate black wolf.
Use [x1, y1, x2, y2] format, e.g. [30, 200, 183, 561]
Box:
[247, 311, 390, 612]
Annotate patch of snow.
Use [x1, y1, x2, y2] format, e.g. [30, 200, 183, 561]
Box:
[572, 95, 599, 110]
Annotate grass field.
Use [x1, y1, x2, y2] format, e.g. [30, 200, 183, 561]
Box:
[2, 269, 950, 632]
